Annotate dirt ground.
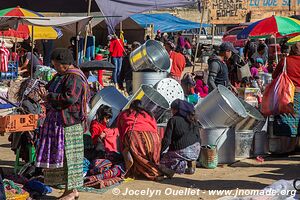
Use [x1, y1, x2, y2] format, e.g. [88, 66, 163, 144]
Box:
[1, 63, 299, 200]
[1, 135, 300, 200]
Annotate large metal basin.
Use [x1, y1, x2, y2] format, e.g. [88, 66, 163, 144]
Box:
[200, 127, 235, 164]
[132, 71, 167, 94]
[235, 98, 264, 131]
[89, 86, 129, 127]
[130, 40, 170, 72]
[154, 78, 184, 106]
[196, 85, 247, 128]
[235, 130, 255, 158]
[124, 85, 169, 120]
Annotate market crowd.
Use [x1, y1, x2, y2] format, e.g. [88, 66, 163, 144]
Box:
[0, 30, 299, 200]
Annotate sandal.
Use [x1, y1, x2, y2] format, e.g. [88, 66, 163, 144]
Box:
[158, 165, 175, 179]
[185, 161, 196, 175]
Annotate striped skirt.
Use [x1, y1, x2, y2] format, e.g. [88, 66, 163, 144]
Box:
[123, 130, 162, 180]
[160, 142, 201, 174]
[274, 92, 300, 137]
[44, 123, 84, 190]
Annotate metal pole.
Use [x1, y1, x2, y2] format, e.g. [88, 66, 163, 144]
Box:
[274, 36, 278, 64]
[76, 22, 79, 66]
[192, 3, 205, 73]
[31, 25, 34, 78]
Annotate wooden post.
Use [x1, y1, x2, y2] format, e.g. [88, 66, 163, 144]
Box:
[193, 1, 205, 73]
[120, 21, 122, 35]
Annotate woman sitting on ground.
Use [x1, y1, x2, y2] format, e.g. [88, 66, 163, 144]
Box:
[159, 99, 200, 178]
[117, 100, 162, 181]
[89, 105, 121, 162]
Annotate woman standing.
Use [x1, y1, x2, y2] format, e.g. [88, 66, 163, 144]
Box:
[184, 38, 192, 56]
[159, 99, 200, 177]
[117, 100, 162, 181]
[272, 42, 300, 152]
[184, 38, 193, 66]
[36, 48, 89, 200]
[109, 35, 124, 86]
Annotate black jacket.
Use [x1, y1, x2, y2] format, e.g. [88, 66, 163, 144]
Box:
[161, 114, 200, 153]
[207, 55, 230, 92]
[119, 55, 132, 82]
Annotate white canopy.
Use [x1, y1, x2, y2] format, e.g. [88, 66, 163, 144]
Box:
[27, 16, 92, 34]
[0, 16, 93, 34]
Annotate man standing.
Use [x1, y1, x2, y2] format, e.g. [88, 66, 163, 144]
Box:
[244, 38, 257, 63]
[119, 41, 141, 95]
[19, 48, 42, 77]
[155, 30, 162, 42]
[165, 41, 186, 82]
[258, 38, 268, 54]
[207, 42, 238, 93]
[109, 35, 124, 85]
[251, 43, 268, 65]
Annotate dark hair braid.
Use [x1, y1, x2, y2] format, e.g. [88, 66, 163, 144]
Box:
[126, 100, 154, 119]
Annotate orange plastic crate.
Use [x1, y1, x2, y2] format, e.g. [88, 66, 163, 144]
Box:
[0, 114, 38, 134]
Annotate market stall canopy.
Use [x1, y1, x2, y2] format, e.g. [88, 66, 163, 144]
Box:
[287, 35, 300, 45]
[0, 16, 93, 35]
[94, 0, 197, 33]
[237, 16, 300, 39]
[26, 16, 93, 34]
[0, 7, 62, 40]
[130, 13, 210, 33]
[0, 0, 100, 13]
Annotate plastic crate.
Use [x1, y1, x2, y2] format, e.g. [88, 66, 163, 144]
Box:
[0, 61, 18, 81]
[0, 114, 38, 134]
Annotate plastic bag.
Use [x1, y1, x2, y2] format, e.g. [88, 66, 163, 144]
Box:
[261, 58, 295, 116]
[237, 62, 251, 81]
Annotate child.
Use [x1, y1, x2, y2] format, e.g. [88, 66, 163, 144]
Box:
[251, 58, 268, 78]
[181, 73, 199, 104]
[90, 105, 120, 160]
[194, 75, 209, 98]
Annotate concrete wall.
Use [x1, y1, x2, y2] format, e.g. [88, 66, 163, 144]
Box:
[150, 8, 297, 25]
[149, 9, 208, 24]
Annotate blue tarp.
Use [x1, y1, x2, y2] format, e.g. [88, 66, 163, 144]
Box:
[96, 0, 197, 33]
[130, 13, 210, 33]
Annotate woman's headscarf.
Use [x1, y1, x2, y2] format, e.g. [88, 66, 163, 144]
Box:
[171, 99, 195, 118]
[290, 42, 300, 56]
